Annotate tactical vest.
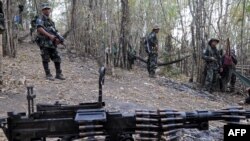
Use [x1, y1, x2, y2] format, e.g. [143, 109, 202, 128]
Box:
[36, 15, 56, 48]
[207, 46, 219, 59]
[206, 46, 220, 69]
[145, 32, 158, 54]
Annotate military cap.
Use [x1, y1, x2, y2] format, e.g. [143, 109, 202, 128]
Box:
[208, 38, 219, 46]
[41, 2, 51, 10]
[153, 25, 160, 30]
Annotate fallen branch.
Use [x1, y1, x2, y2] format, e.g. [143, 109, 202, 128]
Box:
[133, 54, 191, 66]
[133, 55, 147, 63]
[158, 55, 191, 66]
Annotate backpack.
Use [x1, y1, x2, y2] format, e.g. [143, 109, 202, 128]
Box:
[31, 15, 39, 29]
[30, 15, 39, 43]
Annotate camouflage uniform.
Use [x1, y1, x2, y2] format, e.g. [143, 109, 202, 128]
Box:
[36, 3, 64, 80]
[203, 45, 221, 92]
[146, 31, 158, 77]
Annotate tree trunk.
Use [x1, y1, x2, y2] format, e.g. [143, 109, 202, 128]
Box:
[119, 0, 130, 69]
[190, 21, 196, 82]
[70, 0, 77, 49]
[3, 0, 17, 57]
[0, 34, 2, 91]
[195, 0, 205, 83]
[240, 0, 246, 74]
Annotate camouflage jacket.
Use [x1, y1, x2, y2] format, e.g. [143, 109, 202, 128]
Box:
[202, 46, 221, 70]
[36, 15, 56, 48]
[146, 31, 158, 53]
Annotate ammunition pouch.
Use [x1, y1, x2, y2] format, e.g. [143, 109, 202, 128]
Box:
[35, 35, 54, 48]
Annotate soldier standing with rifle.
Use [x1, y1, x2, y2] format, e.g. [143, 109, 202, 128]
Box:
[36, 3, 65, 80]
[145, 25, 160, 78]
[202, 39, 222, 93]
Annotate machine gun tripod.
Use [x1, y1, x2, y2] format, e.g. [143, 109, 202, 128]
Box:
[1, 67, 250, 141]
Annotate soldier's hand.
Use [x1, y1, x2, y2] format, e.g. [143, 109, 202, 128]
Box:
[54, 38, 61, 45]
[49, 35, 56, 41]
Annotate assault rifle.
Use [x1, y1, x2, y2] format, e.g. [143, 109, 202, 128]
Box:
[1, 67, 250, 141]
[45, 26, 65, 48]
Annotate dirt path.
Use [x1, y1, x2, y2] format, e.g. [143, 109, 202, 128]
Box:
[0, 42, 249, 141]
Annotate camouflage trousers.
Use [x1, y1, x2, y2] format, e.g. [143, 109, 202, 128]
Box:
[39, 47, 62, 76]
[204, 67, 220, 92]
[147, 53, 158, 75]
[40, 47, 61, 63]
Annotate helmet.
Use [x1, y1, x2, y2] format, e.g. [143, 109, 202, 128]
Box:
[41, 3, 51, 10]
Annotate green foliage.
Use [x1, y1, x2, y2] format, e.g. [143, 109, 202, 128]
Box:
[246, 0, 250, 13]
[229, 0, 250, 25]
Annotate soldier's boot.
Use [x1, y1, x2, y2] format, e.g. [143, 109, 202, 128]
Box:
[46, 73, 54, 81]
[149, 71, 156, 78]
[55, 62, 65, 80]
[42, 61, 54, 81]
[230, 86, 235, 93]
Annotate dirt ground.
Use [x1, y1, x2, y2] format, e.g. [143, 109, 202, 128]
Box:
[0, 42, 249, 141]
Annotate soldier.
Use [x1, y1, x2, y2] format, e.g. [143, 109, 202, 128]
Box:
[36, 3, 65, 80]
[202, 39, 221, 93]
[145, 25, 160, 78]
[221, 49, 237, 92]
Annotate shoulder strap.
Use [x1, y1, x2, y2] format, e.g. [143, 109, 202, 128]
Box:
[208, 46, 213, 56]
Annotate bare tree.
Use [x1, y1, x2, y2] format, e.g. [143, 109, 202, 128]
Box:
[0, 33, 2, 91]
[119, 0, 130, 68]
[2, 0, 18, 57]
